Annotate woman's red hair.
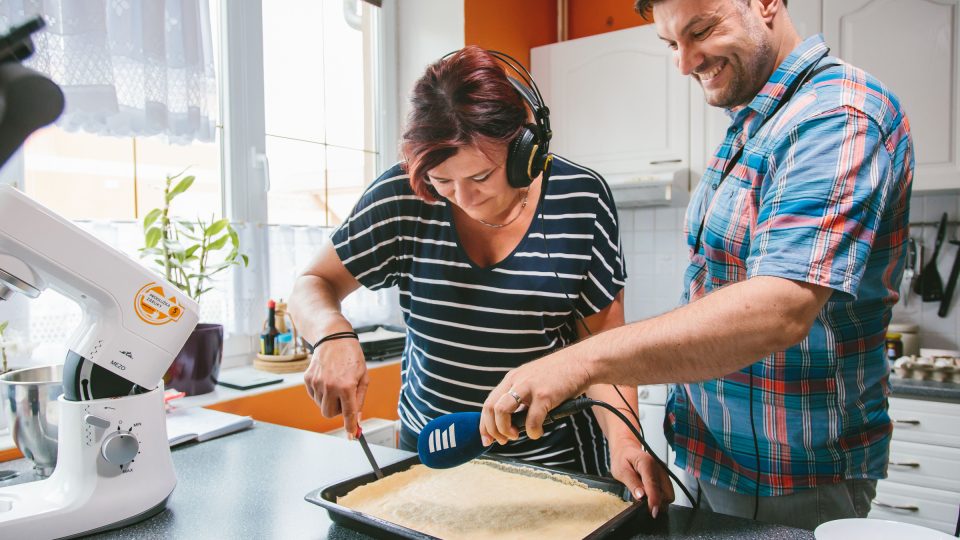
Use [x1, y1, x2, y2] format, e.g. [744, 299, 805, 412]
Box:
[400, 46, 527, 201]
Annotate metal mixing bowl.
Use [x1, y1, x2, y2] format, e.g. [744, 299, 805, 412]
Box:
[0, 364, 63, 477]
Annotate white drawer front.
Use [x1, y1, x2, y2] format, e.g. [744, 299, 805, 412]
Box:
[637, 384, 668, 405]
[868, 479, 960, 534]
[887, 440, 960, 493]
[888, 397, 960, 449]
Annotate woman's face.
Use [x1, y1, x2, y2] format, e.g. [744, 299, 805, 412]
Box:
[425, 144, 521, 223]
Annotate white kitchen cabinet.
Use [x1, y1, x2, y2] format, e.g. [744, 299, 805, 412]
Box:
[531, 25, 690, 183]
[872, 397, 960, 533]
[823, 0, 960, 192]
[870, 479, 960, 533]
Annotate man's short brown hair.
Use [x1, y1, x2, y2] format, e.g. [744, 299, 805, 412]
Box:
[633, 0, 788, 21]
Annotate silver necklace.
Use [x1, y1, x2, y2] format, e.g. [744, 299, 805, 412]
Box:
[477, 189, 529, 228]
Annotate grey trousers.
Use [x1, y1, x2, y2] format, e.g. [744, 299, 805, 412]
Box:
[699, 479, 878, 531]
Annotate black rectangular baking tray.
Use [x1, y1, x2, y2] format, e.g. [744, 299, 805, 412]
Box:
[304, 454, 649, 539]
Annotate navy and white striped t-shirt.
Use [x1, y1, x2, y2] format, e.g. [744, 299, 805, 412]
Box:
[331, 156, 626, 476]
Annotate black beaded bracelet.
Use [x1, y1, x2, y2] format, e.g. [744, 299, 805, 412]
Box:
[307, 331, 359, 353]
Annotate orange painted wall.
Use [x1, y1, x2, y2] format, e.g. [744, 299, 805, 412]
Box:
[568, 0, 652, 40]
[464, 0, 557, 68]
[207, 362, 401, 433]
[464, 0, 652, 69]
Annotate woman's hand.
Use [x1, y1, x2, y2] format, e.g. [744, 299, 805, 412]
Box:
[304, 336, 369, 436]
[608, 436, 675, 517]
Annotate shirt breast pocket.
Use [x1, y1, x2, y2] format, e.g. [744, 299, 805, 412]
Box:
[701, 150, 764, 287]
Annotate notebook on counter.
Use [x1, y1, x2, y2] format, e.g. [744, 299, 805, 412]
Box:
[166, 407, 254, 447]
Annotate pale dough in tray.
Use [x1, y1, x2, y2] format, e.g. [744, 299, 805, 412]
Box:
[338, 460, 631, 539]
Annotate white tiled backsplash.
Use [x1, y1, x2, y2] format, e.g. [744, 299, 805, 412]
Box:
[620, 192, 960, 350]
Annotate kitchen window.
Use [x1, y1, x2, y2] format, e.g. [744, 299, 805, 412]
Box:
[0, 0, 398, 367]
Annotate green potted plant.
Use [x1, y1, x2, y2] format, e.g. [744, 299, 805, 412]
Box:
[140, 171, 248, 395]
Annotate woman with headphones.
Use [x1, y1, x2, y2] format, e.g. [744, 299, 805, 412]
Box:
[289, 46, 673, 513]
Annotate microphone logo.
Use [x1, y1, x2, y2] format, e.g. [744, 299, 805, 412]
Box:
[427, 423, 457, 453]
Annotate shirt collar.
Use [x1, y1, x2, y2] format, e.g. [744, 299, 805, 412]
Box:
[727, 34, 830, 122]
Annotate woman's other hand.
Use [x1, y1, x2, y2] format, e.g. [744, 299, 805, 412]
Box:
[608, 436, 675, 518]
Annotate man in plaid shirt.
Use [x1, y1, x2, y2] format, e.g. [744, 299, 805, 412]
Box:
[480, 0, 914, 529]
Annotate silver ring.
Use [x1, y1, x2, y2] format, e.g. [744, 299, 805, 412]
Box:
[507, 389, 522, 405]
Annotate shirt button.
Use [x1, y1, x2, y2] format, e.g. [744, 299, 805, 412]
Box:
[711, 183, 719, 189]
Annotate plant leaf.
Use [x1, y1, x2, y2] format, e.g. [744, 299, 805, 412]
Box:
[0, 321, 8, 334]
[166, 175, 195, 202]
[143, 209, 162, 230]
[207, 234, 230, 251]
[162, 239, 186, 254]
[204, 218, 229, 238]
[145, 227, 162, 249]
[240, 254, 249, 267]
[185, 245, 201, 258]
[177, 220, 197, 232]
[177, 229, 200, 241]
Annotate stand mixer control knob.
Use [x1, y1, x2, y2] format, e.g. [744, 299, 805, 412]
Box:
[101, 432, 139, 466]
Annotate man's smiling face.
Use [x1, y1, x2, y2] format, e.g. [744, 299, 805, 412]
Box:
[654, 0, 776, 108]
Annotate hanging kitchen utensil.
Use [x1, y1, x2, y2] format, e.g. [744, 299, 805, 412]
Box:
[902, 237, 917, 306]
[920, 213, 948, 302]
[938, 240, 960, 318]
[911, 238, 924, 296]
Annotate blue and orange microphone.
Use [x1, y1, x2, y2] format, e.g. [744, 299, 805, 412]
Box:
[417, 397, 594, 469]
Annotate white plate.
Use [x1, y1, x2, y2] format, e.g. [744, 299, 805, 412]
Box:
[815, 518, 952, 540]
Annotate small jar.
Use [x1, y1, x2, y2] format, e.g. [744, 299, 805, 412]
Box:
[885, 333, 904, 363]
[888, 323, 919, 356]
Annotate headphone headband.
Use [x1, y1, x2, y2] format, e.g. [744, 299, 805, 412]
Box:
[437, 47, 552, 188]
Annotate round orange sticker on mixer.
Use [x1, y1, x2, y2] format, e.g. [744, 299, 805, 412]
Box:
[134, 283, 184, 325]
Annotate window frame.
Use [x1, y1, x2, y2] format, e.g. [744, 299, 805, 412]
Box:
[217, 0, 397, 366]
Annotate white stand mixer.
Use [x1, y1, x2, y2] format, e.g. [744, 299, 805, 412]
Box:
[0, 17, 200, 539]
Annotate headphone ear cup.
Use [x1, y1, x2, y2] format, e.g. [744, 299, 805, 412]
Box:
[506, 125, 545, 189]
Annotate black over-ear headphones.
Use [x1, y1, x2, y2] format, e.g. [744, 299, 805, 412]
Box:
[440, 48, 553, 188]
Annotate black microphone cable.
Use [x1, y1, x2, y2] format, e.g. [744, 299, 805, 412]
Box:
[583, 397, 698, 508]
[535, 173, 698, 508]
[749, 367, 761, 520]
[536, 192, 644, 432]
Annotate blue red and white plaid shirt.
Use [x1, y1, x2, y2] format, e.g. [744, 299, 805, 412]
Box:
[667, 35, 914, 496]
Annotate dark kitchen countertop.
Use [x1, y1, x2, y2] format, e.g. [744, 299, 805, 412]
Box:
[1, 422, 812, 539]
[889, 376, 960, 403]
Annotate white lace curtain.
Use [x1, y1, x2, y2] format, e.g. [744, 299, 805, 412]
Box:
[0, 221, 402, 366]
[0, 0, 216, 144]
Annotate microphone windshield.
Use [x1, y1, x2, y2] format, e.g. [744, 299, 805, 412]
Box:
[417, 412, 487, 469]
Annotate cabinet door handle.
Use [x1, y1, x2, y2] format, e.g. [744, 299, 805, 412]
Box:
[892, 418, 921, 425]
[871, 500, 919, 512]
[649, 159, 682, 165]
[889, 461, 920, 468]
